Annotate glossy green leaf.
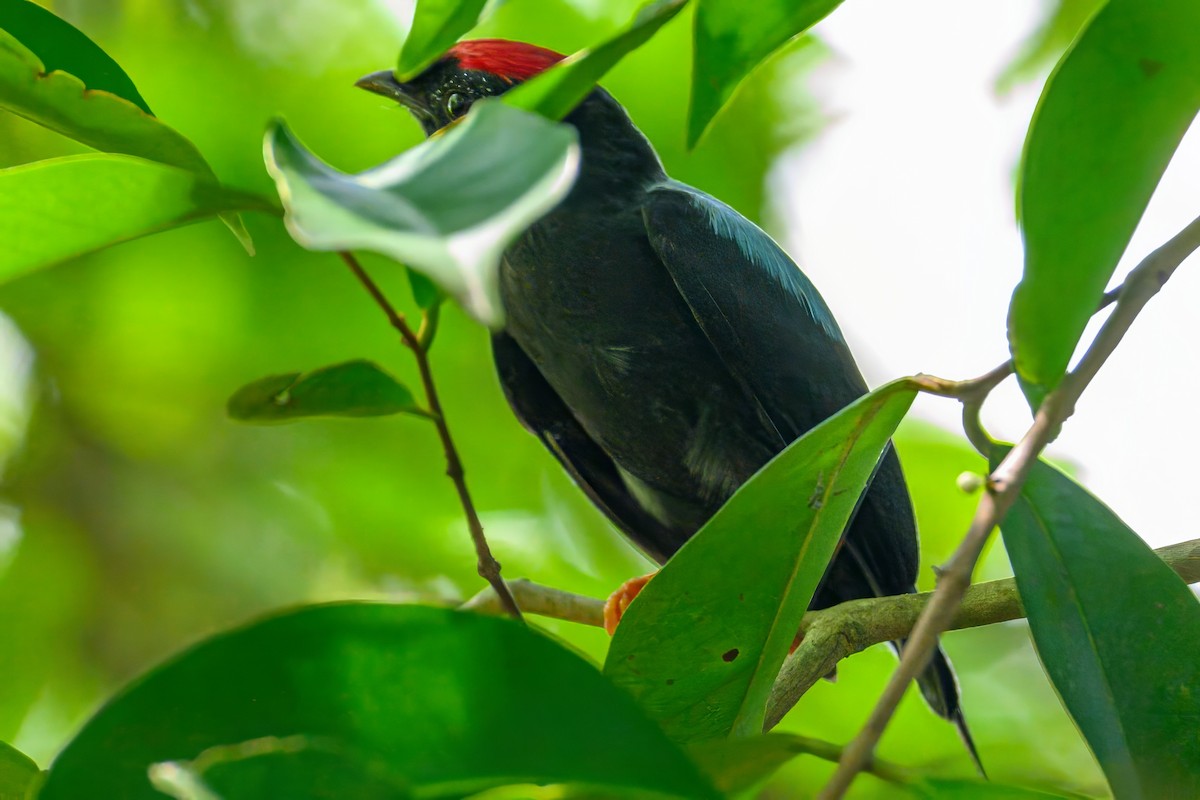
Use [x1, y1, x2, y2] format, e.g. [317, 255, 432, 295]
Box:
[0, 155, 274, 285]
[149, 736, 410, 800]
[0, 30, 203, 170]
[997, 456, 1200, 798]
[0, 741, 40, 800]
[604, 381, 917, 742]
[396, 0, 490, 79]
[504, 0, 685, 121]
[38, 604, 719, 800]
[264, 101, 579, 327]
[0, 0, 151, 112]
[227, 360, 425, 422]
[407, 267, 443, 310]
[689, 734, 846, 795]
[0, 29, 252, 250]
[688, 0, 839, 147]
[995, 0, 1105, 93]
[1010, 0, 1200, 399]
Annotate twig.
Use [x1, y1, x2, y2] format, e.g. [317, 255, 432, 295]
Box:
[767, 535, 1200, 729]
[819, 212, 1200, 799]
[340, 251, 523, 621]
[768, 734, 914, 785]
[1098, 285, 1122, 311]
[339, 252, 420, 350]
[693, 733, 916, 791]
[462, 578, 605, 626]
[912, 361, 1012, 454]
[460, 536, 1199, 655]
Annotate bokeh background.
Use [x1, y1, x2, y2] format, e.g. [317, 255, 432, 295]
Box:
[3, 0, 1193, 796]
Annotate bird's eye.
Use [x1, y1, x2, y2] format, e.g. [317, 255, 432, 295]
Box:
[445, 92, 469, 118]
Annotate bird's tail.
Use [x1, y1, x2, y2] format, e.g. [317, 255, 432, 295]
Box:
[895, 638, 985, 777]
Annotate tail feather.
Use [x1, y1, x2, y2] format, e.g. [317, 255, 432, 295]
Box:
[821, 519, 985, 775]
[902, 640, 986, 777]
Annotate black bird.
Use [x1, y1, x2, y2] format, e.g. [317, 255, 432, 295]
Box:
[358, 39, 979, 764]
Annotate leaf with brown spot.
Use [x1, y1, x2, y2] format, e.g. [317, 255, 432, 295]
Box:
[604, 380, 917, 741]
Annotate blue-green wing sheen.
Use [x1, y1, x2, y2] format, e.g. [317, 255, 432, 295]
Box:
[640, 182, 971, 739]
[642, 180, 861, 442]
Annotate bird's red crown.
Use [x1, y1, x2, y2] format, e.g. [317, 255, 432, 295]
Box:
[448, 39, 565, 81]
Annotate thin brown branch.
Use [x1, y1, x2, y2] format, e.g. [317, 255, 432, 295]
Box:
[462, 578, 605, 626]
[767, 535, 1200, 729]
[1098, 285, 1122, 311]
[911, 360, 1013, 402]
[693, 733, 916, 791]
[820, 212, 1200, 799]
[912, 361, 1012, 454]
[459, 536, 1200, 702]
[339, 252, 420, 350]
[772, 734, 914, 785]
[340, 251, 522, 621]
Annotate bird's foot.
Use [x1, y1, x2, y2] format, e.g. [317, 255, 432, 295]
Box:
[603, 571, 657, 635]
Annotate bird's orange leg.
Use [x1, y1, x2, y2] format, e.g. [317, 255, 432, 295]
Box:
[603, 571, 657, 635]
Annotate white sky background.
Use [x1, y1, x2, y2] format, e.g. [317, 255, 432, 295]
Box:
[771, 0, 1200, 549]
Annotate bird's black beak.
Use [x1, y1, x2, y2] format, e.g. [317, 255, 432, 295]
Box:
[354, 70, 431, 115]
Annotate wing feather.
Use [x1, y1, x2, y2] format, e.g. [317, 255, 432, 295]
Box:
[491, 332, 685, 562]
[641, 180, 919, 593]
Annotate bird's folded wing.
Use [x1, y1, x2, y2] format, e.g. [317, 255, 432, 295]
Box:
[641, 180, 868, 444]
[491, 331, 684, 563]
[641, 180, 919, 594]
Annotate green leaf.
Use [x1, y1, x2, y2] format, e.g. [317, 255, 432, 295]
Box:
[0, 29, 253, 251]
[688, 0, 840, 147]
[396, 0, 490, 79]
[995, 0, 1106, 93]
[689, 734, 843, 795]
[0, 155, 274, 286]
[504, 0, 686, 121]
[37, 604, 718, 800]
[0, 30, 203, 171]
[0, 741, 40, 800]
[1010, 0, 1200, 399]
[410, 267, 444, 349]
[264, 101, 579, 327]
[604, 381, 917, 742]
[996, 456, 1200, 798]
[149, 736, 411, 800]
[227, 360, 426, 422]
[0, 0, 151, 112]
[407, 267, 443, 310]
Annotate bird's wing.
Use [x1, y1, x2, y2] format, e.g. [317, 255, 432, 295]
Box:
[640, 180, 919, 594]
[491, 332, 684, 563]
[641, 179, 866, 441]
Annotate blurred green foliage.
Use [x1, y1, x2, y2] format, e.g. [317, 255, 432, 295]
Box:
[0, 0, 1112, 796]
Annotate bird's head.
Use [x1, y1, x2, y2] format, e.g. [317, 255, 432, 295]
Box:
[356, 39, 564, 136]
